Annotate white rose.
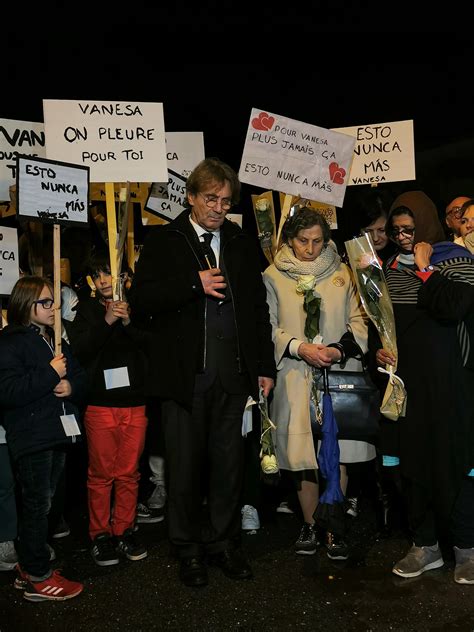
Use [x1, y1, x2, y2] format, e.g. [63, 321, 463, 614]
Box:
[358, 253, 378, 269]
[255, 198, 270, 211]
[261, 454, 279, 474]
[296, 274, 316, 295]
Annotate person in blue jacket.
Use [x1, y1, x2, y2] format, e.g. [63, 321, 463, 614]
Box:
[0, 275, 86, 602]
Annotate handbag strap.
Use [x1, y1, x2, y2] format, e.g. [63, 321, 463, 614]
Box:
[325, 326, 369, 371]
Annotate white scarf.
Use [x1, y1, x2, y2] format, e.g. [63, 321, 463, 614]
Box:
[273, 242, 341, 281]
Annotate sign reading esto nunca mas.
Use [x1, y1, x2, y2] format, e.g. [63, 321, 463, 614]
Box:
[332, 119, 415, 186]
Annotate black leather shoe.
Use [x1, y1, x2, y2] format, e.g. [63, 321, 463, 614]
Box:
[211, 549, 253, 580]
[179, 556, 208, 587]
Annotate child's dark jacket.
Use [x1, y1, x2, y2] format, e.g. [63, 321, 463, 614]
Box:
[0, 325, 86, 460]
[65, 297, 148, 407]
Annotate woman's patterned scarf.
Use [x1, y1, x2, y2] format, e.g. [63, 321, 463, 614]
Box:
[273, 242, 341, 281]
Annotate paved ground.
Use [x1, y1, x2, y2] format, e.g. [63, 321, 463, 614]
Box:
[1, 476, 474, 631]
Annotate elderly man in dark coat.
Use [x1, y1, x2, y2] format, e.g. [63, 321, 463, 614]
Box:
[129, 158, 275, 587]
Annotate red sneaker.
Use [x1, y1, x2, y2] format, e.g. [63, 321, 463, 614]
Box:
[14, 545, 56, 591]
[23, 569, 83, 602]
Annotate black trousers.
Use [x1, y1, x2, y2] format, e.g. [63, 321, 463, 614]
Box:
[404, 476, 474, 549]
[162, 378, 248, 559]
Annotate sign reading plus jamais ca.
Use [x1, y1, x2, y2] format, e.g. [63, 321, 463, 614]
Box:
[239, 108, 356, 207]
[0, 119, 46, 202]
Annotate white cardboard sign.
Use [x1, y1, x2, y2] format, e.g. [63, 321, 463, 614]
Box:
[332, 119, 415, 185]
[43, 100, 168, 183]
[0, 119, 46, 202]
[239, 108, 356, 207]
[17, 156, 89, 226]
[163, 131, 205, 179]
[0, 226, 19, 295]
[145, 169, 187, 222]
[145, 131, 205, 220]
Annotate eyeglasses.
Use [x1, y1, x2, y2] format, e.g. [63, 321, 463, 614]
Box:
[33, 298, 54, 309]
[199, 192, 233, 211]
[390, 227, 415, 237]
[446, 206, 463, 220]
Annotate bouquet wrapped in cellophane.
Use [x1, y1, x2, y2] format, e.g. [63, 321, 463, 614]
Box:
[258, 388, 280, 483]
[344, 234, 407, 421]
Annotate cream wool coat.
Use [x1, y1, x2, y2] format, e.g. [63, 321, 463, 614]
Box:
[263, 260, 375, 472]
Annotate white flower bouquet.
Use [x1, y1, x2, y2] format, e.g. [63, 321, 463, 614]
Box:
[344, 234, 407, 421]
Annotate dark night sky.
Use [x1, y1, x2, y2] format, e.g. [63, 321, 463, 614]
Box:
[5, 35, 474, 159]
[4, 32, 474, 242]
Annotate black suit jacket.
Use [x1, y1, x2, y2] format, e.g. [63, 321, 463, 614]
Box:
[128, 210, 276, 410]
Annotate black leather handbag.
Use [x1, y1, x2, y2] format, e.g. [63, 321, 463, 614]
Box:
[311, 345, 381, 442]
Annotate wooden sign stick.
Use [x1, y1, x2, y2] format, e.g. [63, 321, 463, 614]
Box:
[116, 184, 130, 292]
[127, 191, 135, 273]
[105, 182, 119, 300]
[276, 193, 295, 252]
[53, 224, 62, 355]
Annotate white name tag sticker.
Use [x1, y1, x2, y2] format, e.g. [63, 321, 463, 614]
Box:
[104, 367, 130, 390]
[60, 414, 81, 437]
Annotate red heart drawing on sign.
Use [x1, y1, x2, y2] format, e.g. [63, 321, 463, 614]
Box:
[329, 162, 346, 185]
[251, 112, 275, 131]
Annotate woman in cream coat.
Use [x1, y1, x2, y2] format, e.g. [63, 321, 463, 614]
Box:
[263, 208, 375, 559]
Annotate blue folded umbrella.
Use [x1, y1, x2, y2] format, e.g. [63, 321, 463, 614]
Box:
[313, 367, 346, 536]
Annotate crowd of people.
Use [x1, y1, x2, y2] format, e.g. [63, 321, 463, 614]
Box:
[1, 156, 474, 603]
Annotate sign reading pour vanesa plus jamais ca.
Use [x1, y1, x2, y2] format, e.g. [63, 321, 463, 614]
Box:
[239, 108, 355, 207]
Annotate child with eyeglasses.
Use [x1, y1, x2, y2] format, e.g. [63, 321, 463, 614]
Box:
[0, 275, 86, 602]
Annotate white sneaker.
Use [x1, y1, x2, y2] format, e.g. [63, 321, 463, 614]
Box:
[241, 505, 260, 532]
[454, 546, 474, 584]
[0, 541, 18, 571]
[136, 502, 164, 524]
[346, 497, 358, 518]
[276, 501, 294, 514]
[148, 484, 167, 510]
[392, 543, 444, 578]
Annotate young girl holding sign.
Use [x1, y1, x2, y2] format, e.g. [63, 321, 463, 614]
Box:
[0, 276, 86, 602]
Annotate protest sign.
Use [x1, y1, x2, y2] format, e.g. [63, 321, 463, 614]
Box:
[0, 226, 19, 295]
[0, 118, 46, 202]
[239, 108, 355, 207]
[16, 156, 89, 226]
[144, 131, 205, 224]
[43, 100, 167, 183]
[144, 169, 186, 222]
[332, 120, 415, 185]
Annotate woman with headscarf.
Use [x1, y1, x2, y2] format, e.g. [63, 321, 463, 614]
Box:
[375, 190, 474, 584]
[263, 207, 376, 561]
